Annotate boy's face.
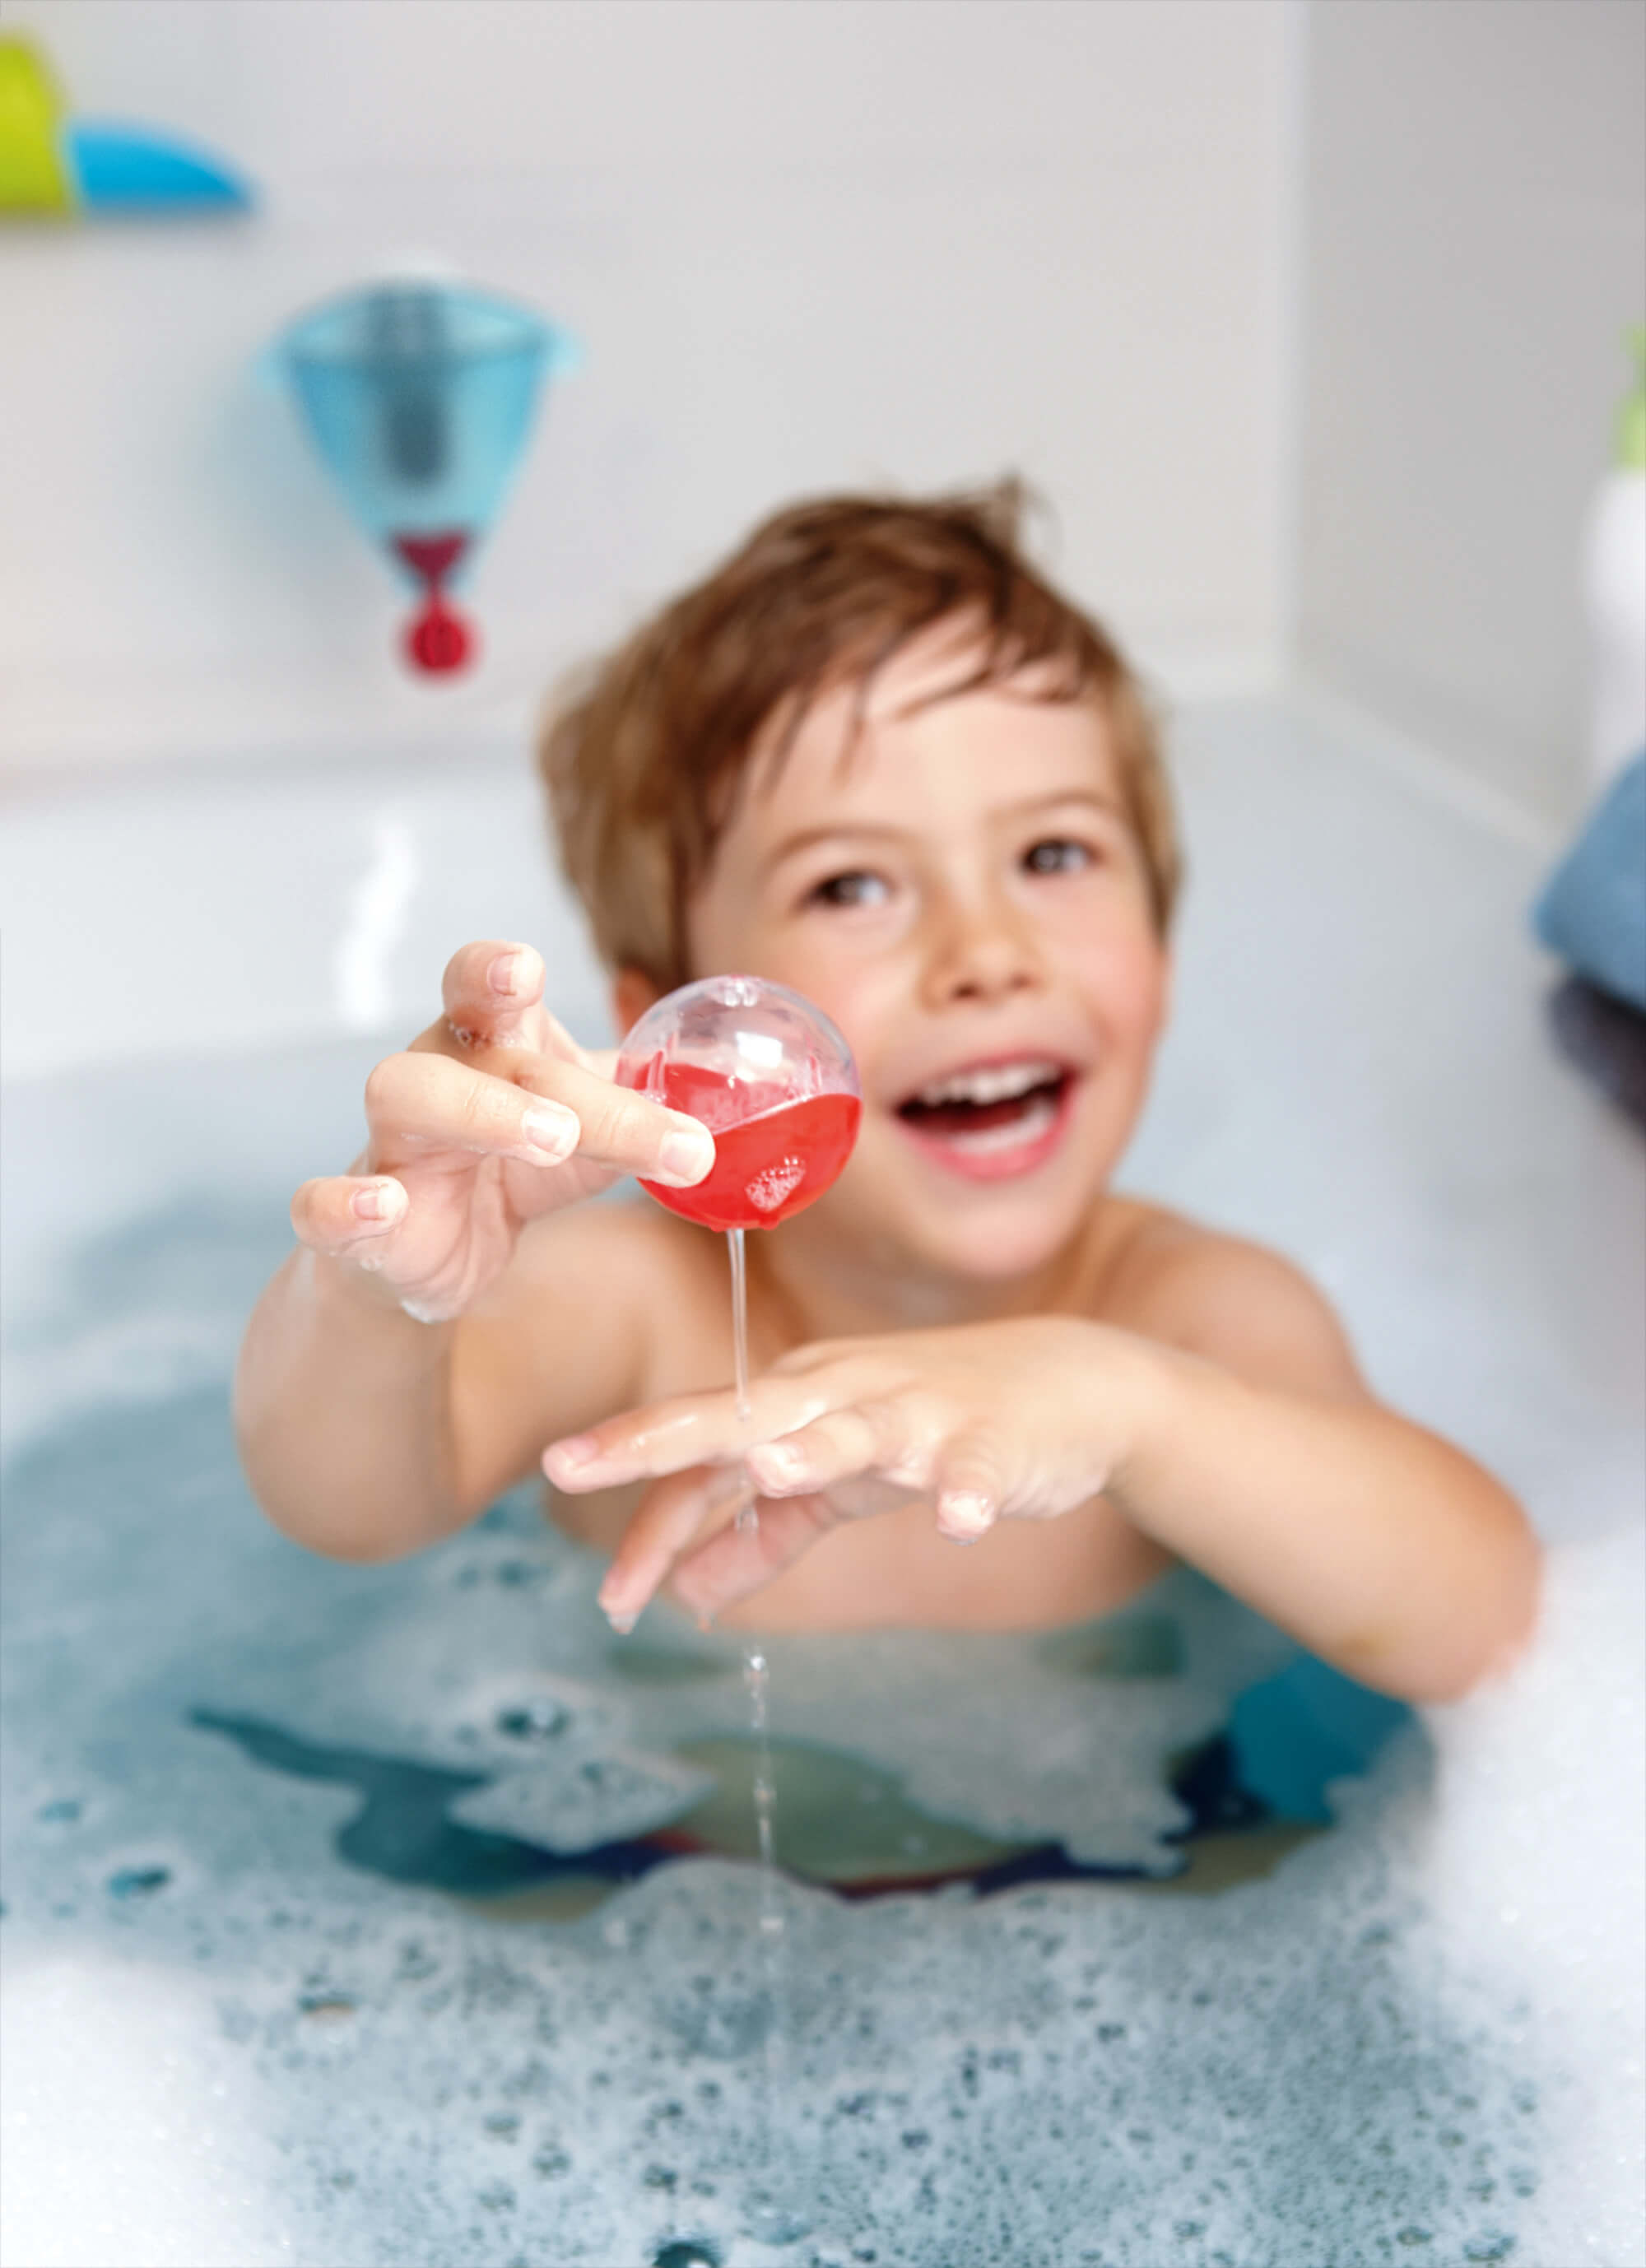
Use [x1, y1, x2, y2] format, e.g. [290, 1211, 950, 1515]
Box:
[666, 627, 1169, 1287]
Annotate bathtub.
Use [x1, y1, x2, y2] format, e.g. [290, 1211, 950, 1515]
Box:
[2, 695, 1642, 2267]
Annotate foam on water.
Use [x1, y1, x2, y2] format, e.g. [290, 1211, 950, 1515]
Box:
[2, 1192, 1642, 2266]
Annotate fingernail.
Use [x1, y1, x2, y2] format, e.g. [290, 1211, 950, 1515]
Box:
[547, 1434, 598, 1471]
[755, 1443, 805, 1485]
[652, 1124, 715, 1187]
[352, 1180, 402, 1223]
[939, 1490, 995, 1541]
[522, 1103, 579, 1161]
[597, 1573, 637, 1629]
[489, 948, 523, 995]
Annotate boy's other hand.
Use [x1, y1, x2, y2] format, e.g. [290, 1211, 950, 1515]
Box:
[545, 1318, 1154, 1626]
[289, 941, 715, 1322]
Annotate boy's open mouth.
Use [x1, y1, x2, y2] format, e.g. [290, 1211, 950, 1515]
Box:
[894, 1057, 1076, 1176]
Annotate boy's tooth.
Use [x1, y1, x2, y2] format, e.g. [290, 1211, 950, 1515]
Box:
[917, 1058, 1058, 1108]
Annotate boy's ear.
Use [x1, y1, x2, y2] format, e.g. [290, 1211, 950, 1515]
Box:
[611, 965, 662, 1041]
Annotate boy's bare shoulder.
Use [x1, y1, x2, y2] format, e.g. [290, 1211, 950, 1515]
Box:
[503, 1196, 730, 1392]
[449, 1196, 729, 1504]
[1091, 1197, 1366, 1400]
[510, 1193, 721, 1307]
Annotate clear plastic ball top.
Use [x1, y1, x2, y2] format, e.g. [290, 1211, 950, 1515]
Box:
[615, 975, 858, 1122]
[614, 976, 861, 1231]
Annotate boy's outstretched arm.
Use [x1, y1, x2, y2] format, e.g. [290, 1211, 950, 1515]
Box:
[235, 941, 714, 1562]
[547, 1238, 1541, 1703]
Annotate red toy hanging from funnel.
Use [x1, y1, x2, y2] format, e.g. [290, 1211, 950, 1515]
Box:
[391, 532, 472, 673]
[274, 281, 578, 676]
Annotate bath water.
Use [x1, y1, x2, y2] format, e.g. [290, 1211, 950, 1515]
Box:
[5, 1175, 1637, 2267]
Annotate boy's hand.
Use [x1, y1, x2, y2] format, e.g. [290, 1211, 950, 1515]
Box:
[543, 1318, 1158, 1625]
[290, 941, 715, 1322]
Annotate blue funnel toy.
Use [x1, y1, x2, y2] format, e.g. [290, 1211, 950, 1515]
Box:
[274, 281, 576, 673]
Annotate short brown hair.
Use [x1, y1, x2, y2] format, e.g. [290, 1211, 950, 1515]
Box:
[539, 481, 1180, 992]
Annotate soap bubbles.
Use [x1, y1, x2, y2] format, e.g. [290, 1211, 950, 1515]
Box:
[614, 976, 861, 1233]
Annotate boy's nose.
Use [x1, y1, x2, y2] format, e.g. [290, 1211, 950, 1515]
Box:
[919, 889, 1045, 1008]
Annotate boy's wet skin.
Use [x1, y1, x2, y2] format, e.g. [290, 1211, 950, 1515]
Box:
[237, 490, 1539, 1703]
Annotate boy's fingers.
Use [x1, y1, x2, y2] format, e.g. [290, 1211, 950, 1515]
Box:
[670, 1495, 839, 1622]
[364, 1048, 712, 1187]
[365, 1050, 584, 1167]
[595, 1465, 732, 1629]
[438, 941, 549, 1053]
[545, 1376, 831, 1491]
[291, 1174, 409, 1256]
[512, 1057, 716, 1187]
[743, 1401, 928, 1498]
[933, 1438, 1006, 1542]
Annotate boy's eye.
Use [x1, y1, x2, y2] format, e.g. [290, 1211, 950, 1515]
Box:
[1023, 838, 1095, 876]
[808, 870, 890, 909]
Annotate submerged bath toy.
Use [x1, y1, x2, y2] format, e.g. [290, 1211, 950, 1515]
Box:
[615, 977, 861, 1234]
[0, 34, 252, 216]
[272, 279, 576, 674]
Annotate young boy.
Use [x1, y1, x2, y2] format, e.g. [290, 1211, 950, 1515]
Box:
[236, 487, 1539, 1703]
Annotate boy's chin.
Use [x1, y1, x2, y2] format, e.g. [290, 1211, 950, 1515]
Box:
[896, 1183, 1104, 1286]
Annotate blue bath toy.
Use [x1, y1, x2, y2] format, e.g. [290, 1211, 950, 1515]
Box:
[0, 34, 252, 216]
[65, 120, 250, 212]
[272, 280, 578, 672]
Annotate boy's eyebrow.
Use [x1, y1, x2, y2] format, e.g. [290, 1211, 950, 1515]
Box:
[761, 788, 1129, 871]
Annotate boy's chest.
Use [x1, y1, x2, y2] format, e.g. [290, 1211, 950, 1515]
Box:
[543, 1212, 1171, 1630]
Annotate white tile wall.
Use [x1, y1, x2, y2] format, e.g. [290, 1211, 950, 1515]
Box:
[1296, 0, 1646, 827]
[0, 0, 1290, 774]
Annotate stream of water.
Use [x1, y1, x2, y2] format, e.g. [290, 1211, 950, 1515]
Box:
[723, 1226, 803, 2241]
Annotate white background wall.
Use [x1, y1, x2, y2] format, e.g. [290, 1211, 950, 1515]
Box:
[1297, 0, 1646, 827]
[4, 0, 1641, 820]
[0, 0, 1290, 774]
